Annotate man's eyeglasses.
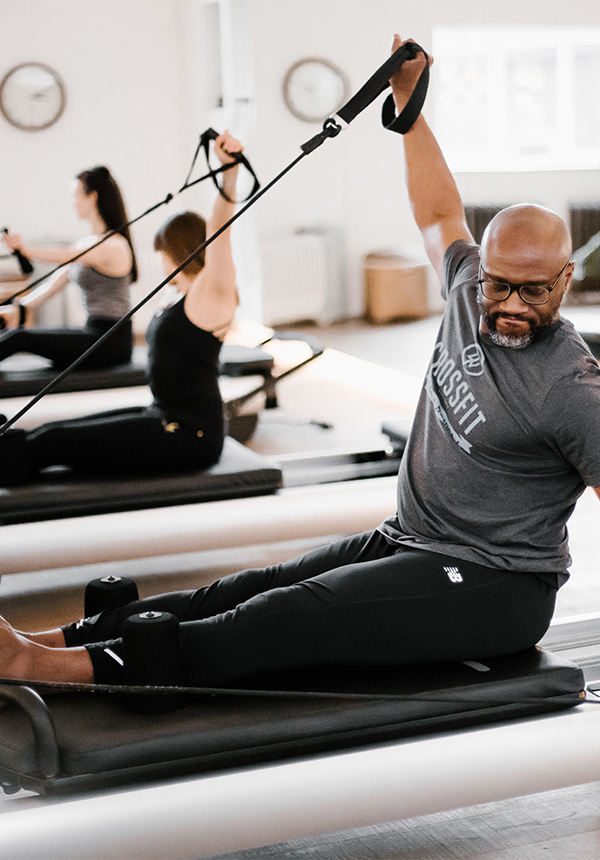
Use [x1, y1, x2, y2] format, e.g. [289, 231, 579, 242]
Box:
[477, 259, 571, 306]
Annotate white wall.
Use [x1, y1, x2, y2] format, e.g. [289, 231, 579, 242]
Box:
[3, 0, 600, 326]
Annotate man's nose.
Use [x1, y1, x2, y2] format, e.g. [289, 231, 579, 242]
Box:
[498, 288, 530, 312]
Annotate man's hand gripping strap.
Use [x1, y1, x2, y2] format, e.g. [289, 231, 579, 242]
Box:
[380, 43, 430, 134]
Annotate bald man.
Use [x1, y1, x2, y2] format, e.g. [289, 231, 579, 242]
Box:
[378, 36, 600, 576]
[2, 38, 600, 690]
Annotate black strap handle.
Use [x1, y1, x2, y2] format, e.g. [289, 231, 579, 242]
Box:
[381, 47, 429, 134]
[0, 129, 261, 310]
[300, 41, 429, 154]
[181, 128, 261, 203]
[1, 227, 34, 275]
[338, 40, 427, 126]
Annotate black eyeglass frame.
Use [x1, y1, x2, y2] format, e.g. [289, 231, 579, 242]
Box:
[477, 259, 572, 306]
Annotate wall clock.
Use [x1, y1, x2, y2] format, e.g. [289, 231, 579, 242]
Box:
[0, 62, 66, 131]
[283, 58, 348, 123]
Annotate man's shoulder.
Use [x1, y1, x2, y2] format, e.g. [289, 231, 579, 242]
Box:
[442, 240, 480, 297]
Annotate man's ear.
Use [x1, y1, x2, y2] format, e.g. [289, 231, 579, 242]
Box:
[562, 261, 576, 298]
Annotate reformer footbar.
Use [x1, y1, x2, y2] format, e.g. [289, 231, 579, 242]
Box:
[0, 40, 429, 438]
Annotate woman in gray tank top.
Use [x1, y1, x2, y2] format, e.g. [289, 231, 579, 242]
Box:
[0, 165, 137, 369]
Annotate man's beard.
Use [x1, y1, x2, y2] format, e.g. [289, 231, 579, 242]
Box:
[477, 295, 554, 349]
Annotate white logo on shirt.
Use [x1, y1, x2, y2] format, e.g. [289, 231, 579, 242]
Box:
[462, 343, 485, 376]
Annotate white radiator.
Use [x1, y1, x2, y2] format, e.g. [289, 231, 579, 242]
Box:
[260, 230, 338, 326]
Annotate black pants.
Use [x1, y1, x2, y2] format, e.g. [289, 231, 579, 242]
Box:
[26, 404, 223, 476]
[0, 317, 132, 369]
[63, 530, 558, 687]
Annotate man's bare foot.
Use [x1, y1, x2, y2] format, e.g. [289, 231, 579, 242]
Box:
[0, 615, 35, 680]
[14, 627, 67, 648]
[0, 615, 94, 685]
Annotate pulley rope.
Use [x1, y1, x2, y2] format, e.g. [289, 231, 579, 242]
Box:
[0, 40, 429, 436]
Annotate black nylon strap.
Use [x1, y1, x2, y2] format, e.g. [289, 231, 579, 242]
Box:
[0, 129, 262, 309]
[381, 50, 429, 134]
[181, 127, 261, 203]
[336, 40, 427, 126]
[0, 149, 303, 436]
[300, 42, 429, 155]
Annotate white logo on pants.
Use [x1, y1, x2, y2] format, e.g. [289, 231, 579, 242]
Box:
[444, 566, 463, 583]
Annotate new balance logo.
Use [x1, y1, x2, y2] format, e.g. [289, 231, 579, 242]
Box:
[444, 566, 463, 583]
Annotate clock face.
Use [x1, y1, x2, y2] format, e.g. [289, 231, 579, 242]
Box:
[283, 58, 348, 122]
[0, 63, 66, 131]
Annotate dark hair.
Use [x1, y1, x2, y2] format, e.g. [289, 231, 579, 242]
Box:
[153, 211, 207, 277]
[76, 165, 138, 282]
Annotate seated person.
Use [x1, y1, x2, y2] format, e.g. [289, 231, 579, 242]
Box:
[0, 165, 137, 370]
[1, 39, 599, 691]
[0, 132, 242, 485]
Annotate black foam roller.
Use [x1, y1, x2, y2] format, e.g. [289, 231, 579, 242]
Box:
[84, 575, 139, 617]
[122, 611, 184, 714]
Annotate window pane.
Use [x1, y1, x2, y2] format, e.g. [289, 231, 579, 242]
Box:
[574, 47, 600, 148]
[506, 49, 557, 156]
[435, 55, 489, 153]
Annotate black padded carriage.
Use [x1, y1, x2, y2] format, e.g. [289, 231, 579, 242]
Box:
[0, 343, 276, 398]
[0, 647, 584, 795]
[0, 437, 282, 524]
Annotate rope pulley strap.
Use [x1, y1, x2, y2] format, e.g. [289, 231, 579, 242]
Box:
[180, 127, 261, 203]
[380, 43, 430, 134]
[0, 44, 428, 436]
[0, 130, 261, 309]
[301, 40, 429, 154]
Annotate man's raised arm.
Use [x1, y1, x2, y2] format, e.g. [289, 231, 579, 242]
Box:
[389, 35, 473, 281]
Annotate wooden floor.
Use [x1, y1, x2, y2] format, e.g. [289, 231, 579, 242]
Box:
[1, 312, 600, 856]
[213, 782, 600, 860]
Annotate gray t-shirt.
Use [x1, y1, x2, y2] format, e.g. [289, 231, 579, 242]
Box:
[379, 240, 600, 580]
[70, 263, 131, 320]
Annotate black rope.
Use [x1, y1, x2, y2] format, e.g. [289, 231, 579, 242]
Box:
[182, 127, 261, 201]
[0, 42, 430, 436]
[0, 194, 174, 307]
[0, 132, 257, 308]
[0, 151, 304, 435]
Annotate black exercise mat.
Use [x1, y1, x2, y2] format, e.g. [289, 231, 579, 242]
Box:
[0, 437, 282, 524]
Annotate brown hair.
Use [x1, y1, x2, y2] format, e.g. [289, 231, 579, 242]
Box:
[77, 165, 138, 282]
[153, 210, 207, 277]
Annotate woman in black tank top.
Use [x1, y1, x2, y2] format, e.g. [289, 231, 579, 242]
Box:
[1, 132, 243, 484]
[0, 166, 137, 369]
